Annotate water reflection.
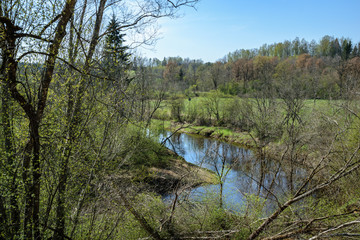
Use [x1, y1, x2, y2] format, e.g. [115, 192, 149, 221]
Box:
[158, 130, 302, 212]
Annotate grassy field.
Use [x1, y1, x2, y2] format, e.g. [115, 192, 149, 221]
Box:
[153, 96, 347, 123]
[150, 96, 356, 153]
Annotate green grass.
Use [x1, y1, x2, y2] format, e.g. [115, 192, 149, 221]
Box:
[151, 119, 256, 148]
[151, 96, 357, 150]
[157, 97, 348, 120]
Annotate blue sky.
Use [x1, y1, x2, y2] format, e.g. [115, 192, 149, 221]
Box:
[139, 0, 360, 62]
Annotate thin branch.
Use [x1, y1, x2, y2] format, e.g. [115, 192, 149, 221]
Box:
[98, 13, 162, 40]
[309, 220, 360, 240]
[264, 211, 360, 240]
[166, 0, 199, 9]
[14, 33, 53, 42]
[160, 124, 190, 146]
[43, 224, 73, 240]
[247, 143, 360, 240]
[119, 192, 165, 240]
[39, 14, 61, 36]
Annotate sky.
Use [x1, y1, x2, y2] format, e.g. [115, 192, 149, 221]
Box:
[139, 0, 360, 62]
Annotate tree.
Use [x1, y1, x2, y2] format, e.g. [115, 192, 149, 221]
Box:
[341, 38, 352, 60]
[232, 58, 254, 92]
[163, 59, 180, 91]
[210, 61, 225, 90]
[296, 54, 324, 100]
[351, 45, 358, 58]
[206, 142, 240, 209]
[318, 35, 332, 56]
[309, 39, 318, 56]
[283, 40, 292, 57]
[1, 1, 77, 239]
[344, 57, 360, 97]
[330, 38, 341, 57]
[202, 90, 222, 124]
[292, 37, 301, 56]
[299, 38, 309, 54]
[0, 0, 201, 239]
[247, 113, 360, 239]
[253, 56, 278, 95]
[274, 58, 307, 193]
[103, 14, 131, 87]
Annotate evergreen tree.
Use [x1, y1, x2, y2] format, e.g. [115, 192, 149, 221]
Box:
[341, 39, 352, 60]
[103, 14, 131, 85]
[351, 45, 359, 58]
[351, 45, 360, 58]
[330, 38, 341, 57]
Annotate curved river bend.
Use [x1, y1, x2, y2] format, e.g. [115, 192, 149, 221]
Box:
[159, 131, 304, 212]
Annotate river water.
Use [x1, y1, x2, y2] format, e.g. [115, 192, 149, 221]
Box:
[158, 130, 298, 212]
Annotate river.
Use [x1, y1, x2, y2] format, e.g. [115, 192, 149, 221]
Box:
[158, 130, 298, 212]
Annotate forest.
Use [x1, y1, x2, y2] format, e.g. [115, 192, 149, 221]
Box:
[1, 0, 360, 240]
[142, 35, 359, 99]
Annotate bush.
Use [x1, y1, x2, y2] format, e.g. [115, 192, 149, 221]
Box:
[184, 100, 198, 123]
[222, 97, 243, 128]
[219, 82, 242, 96]
[170, 98, 184, 122]
[120, 126, 169, 167]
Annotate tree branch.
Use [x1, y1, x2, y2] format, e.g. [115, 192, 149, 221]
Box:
[309, 220, 360, 240]
[247, 143, 360, 240]
[14, 33, 53, 42]
[36, 0, 77, 120]
[119, 192, 165, 240]
[39, 14, 61, 36]
[0, 16, 22, 31]
[166, 0, 199, 8]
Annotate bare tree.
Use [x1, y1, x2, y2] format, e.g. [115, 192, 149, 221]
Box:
[246, 104, 360, 240]
[0, 0, 200, 239]
[206, 142, 240, 209]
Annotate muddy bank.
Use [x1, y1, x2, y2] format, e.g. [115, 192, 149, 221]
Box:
[143, 149, 217, 194]
[117, 148, 217, 195]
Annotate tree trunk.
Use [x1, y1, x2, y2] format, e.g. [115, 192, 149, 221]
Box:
[0, 195, 9, 239]
[54, 1, 106, 238]
[1, 55, 20, 238]
[31, 120, 41, 240]
[1, 1, 77, 239]
[23, 140, 33, 240]
[219, 182, 223, 209]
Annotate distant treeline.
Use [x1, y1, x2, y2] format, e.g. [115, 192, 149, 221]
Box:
[135, 35, 360, 99]
[227, 36, 358, 61]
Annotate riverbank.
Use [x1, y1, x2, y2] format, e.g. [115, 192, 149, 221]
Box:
[151, 119, 294, 165]
[153, 119, 258, 149]
[118, 148, 217, 195]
